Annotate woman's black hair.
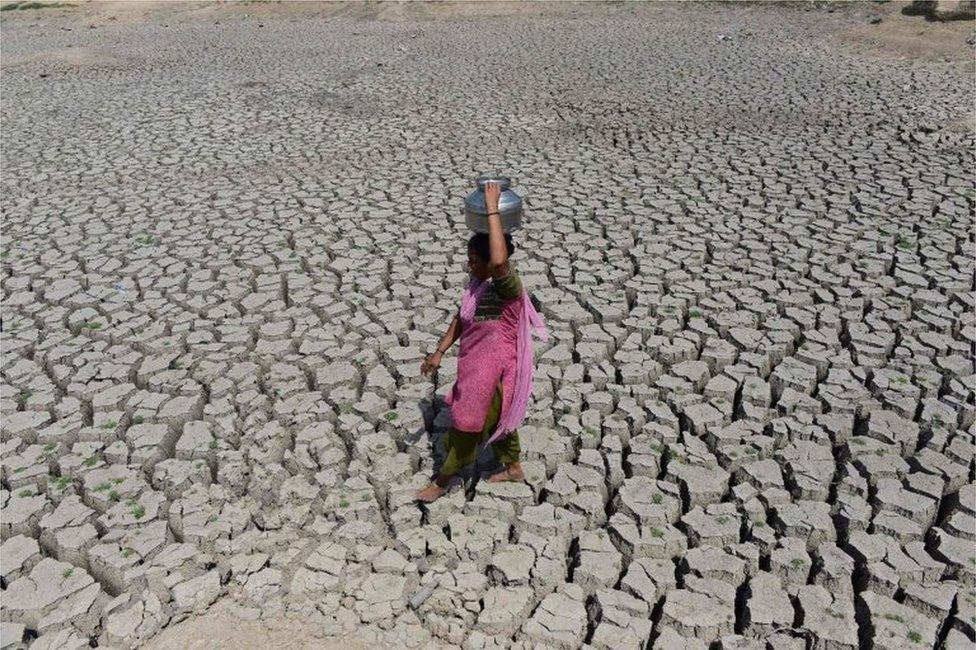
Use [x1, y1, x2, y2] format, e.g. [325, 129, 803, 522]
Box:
[467, 232, 515, 263]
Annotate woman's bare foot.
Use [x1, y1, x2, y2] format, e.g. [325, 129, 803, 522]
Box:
[416, 475, 453, 503]
[416, 482, 447, 503]
[487, 462, 524, 483]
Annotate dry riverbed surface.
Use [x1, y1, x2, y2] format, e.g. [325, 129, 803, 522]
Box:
[1, 1, 974, 649]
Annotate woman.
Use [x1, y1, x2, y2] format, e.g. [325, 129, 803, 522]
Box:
[416, 181, 547, 503]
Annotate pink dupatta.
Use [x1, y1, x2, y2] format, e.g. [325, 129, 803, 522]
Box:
[458, 275, 549, 444]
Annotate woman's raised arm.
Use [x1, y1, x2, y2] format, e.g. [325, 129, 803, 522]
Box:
[483, 181, 510, 278]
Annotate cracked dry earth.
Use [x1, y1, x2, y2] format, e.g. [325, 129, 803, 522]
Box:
[1, 3, 975, 649]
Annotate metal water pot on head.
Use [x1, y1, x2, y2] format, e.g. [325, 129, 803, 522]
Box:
[463, 176, 523, 234]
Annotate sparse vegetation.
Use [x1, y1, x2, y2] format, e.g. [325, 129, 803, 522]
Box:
[1, 1, 74, 11]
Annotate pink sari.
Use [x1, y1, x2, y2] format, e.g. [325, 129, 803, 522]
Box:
[446, 275, 548, 444]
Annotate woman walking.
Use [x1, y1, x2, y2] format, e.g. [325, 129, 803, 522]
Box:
[416, 181, 547, 503]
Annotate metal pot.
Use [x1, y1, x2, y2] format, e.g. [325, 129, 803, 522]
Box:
[463, 176, 523, 234]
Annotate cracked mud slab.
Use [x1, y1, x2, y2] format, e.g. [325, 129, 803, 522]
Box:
[0, 1, 974, 648]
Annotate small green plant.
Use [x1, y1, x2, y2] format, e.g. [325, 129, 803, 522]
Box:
[135, 235, 155, 246]
[101, 420, 117, 429]
[94, 481, 112, 492]
[339, 499, 349, 508]
[882, 613, 905, 623]
[130, 504, 146, 519]
[16, 391, 31, 406]
[651, 493, 663, 504]
[17, 489, 31, 497]
[83, 455, 99, 467]
[650, 527, 665, 538]
[82, 321, 103, 331]
[826, 607, 845, 619]
[44, 442, 57, 452]
[895, 234, 912, 250]
[715, 516, 730, 525]
[111, 477, 125, 485]
[209, 439, 218, 449]
[384, 411, 398, 421]
[907, 631, 922, 643]
[121, 547, 136, 559]
[54, 476, 71, 490]
[62, 567, 74, 579]
[109, 490, 120, 502]
[790, 557, 806, 568]
[132, 415, 145, 425]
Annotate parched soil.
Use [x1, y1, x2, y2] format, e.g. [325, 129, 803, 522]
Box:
[1, 1, 973, 649]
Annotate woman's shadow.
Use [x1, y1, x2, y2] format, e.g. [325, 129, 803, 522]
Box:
[408, 395, 496, 499]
